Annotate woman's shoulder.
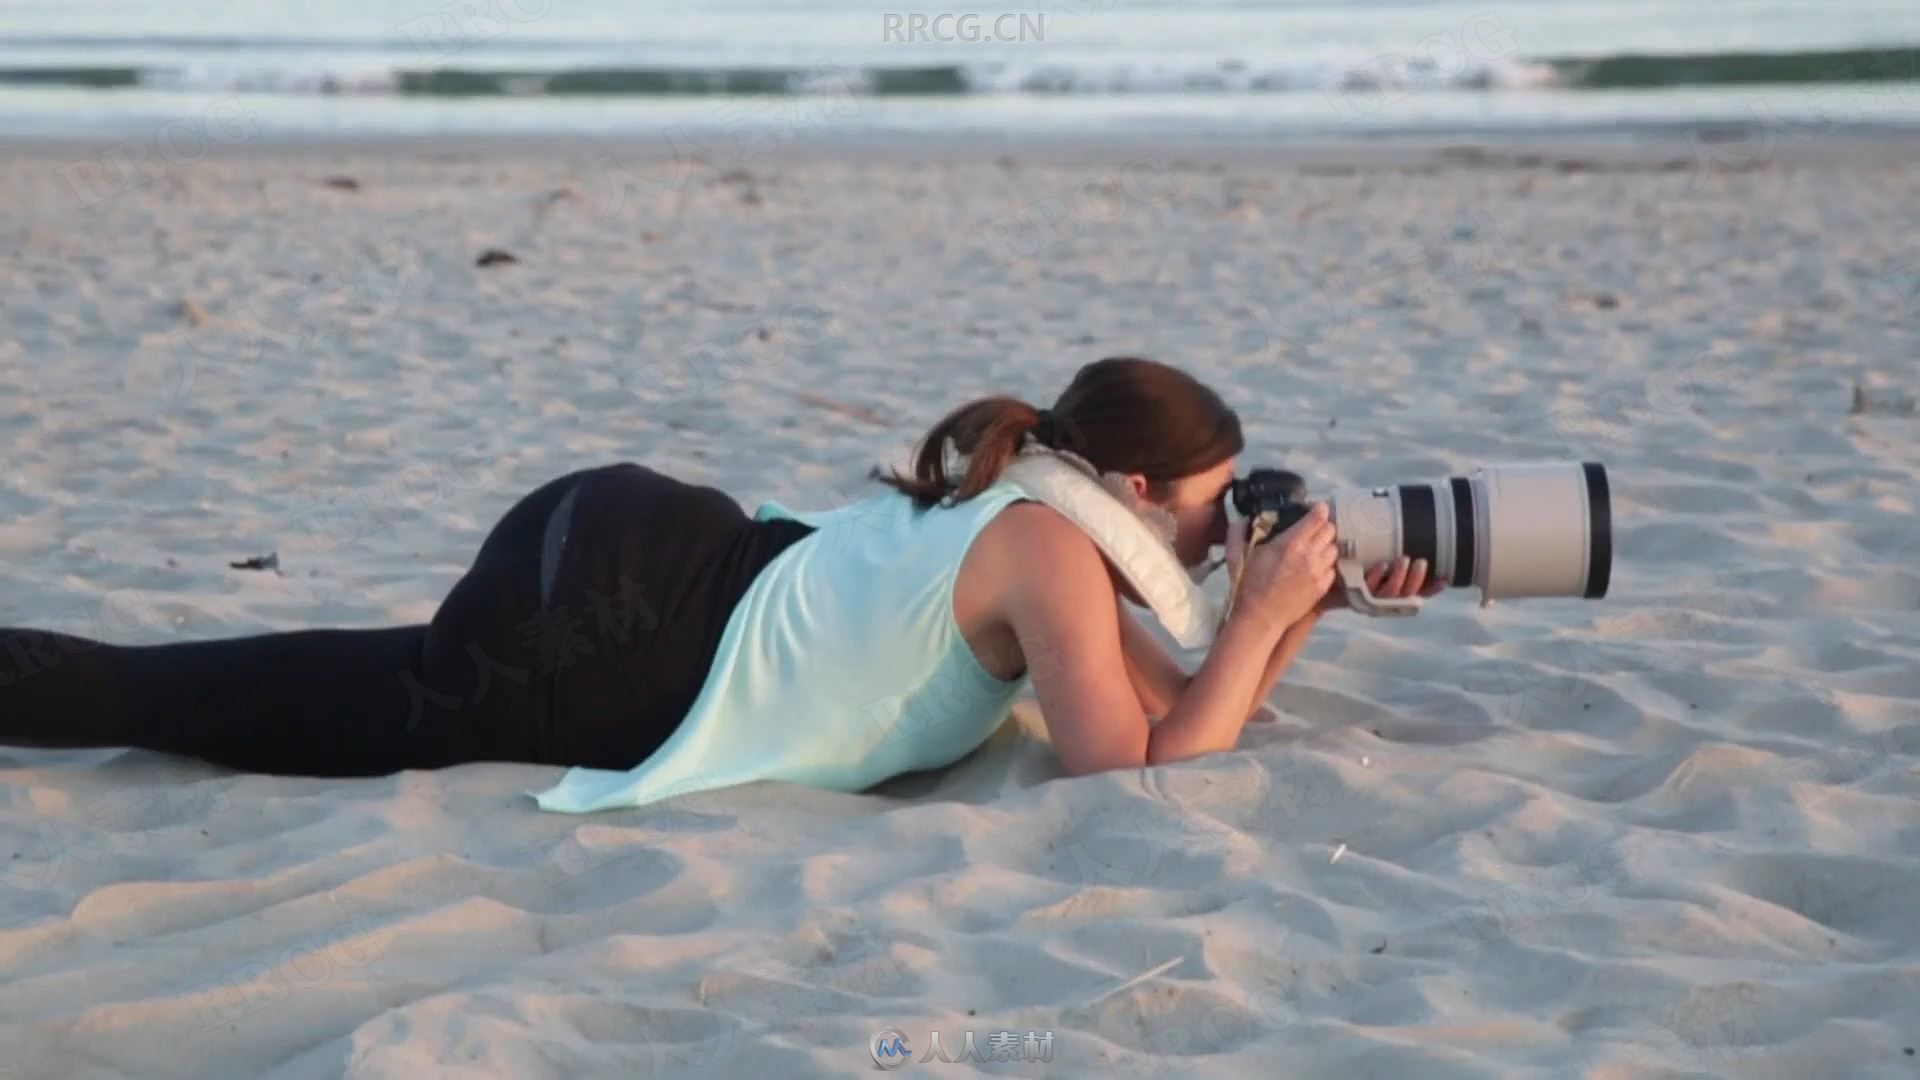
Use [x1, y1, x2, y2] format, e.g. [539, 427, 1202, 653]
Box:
[971, 498, 1106, 586]
[957, 496, 1122, 659]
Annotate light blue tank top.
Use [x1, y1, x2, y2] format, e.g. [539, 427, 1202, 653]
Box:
[529, 479, 1036, 813]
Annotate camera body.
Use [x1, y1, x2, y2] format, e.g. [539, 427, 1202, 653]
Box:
[1226, 462, 1613, 616]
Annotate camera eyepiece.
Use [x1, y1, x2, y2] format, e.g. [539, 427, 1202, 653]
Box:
[1227, 467, 1309, 521]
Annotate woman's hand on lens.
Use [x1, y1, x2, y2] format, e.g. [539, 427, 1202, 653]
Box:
[1318, 555, 1448, 612]
[1238, 501, 1337, 634]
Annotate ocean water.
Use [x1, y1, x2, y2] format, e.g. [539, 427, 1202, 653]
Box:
[2, 0, 1917, 141]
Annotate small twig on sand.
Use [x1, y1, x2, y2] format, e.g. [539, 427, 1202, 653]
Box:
[793, 390, 890, 427]
[1084, 955, 1184, 1009]
[176, 298, 212, 327]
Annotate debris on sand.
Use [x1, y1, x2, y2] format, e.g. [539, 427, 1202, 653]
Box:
[475, 248, 520, 267]
[1850, 380, 1916, 417]
[321, 176, 361, 191]
[531, 186, 578, 229]
[793, 389, 889, 427]
[175, 298, 212, 327]
[230, 552, 283, 575]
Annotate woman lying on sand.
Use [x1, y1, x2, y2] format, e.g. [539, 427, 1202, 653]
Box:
[0, 356, 1440, 812]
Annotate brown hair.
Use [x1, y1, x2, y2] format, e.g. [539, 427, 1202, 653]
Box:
[875, 356, 1244, 508]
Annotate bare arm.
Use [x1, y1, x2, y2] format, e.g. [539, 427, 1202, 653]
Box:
[1145, 613, 1291, 764]
[1004, 509, 1290, 776]
[1239, 556, 1443, 712]
[1247, 609, 1320, 709]
[1116, 604, 1191, 719]
[1146, 502, 1338, 761]
[1004, 512, 1155, 775]
[1120, 602, 1322, 725]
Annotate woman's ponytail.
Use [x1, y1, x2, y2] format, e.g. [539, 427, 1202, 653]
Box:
[873, 357, 1243, 510]
[875, 395, 1048, 508]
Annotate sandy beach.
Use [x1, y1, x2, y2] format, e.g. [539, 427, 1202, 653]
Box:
[3, 129, 1920, 1077]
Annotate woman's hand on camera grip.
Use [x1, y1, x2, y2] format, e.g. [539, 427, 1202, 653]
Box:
[1317, 554, 1449, 613]
[1235, 501, 1337, 635]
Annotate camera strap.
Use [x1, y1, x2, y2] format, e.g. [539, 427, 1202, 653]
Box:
[997, 446, 1220, 650]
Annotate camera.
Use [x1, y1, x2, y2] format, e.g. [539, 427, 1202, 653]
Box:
[1225, 462, 1612, 616]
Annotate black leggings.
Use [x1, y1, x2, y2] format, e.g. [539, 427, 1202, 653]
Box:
[0, 463, 813, 777]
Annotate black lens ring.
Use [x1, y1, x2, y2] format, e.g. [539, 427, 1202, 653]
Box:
[1583, 462, 1611, 598]
[1450, 476, 1475, 587]
[1399, 484, 1436, 571]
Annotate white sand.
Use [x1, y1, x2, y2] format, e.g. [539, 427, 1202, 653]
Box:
[3, 132, 1920, 1078]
